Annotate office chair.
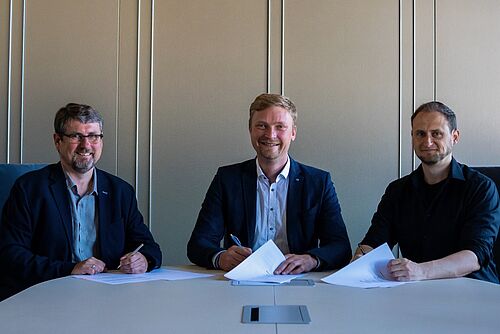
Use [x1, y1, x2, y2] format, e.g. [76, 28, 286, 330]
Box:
[0, 163, 47, 218]
[472, 166, 500, 279]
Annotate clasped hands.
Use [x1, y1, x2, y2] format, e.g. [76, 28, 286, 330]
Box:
[219, 245, 317, 274]
[70, 252, 148, 275]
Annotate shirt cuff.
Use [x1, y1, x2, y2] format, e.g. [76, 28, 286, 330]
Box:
[314, 255, 321, 270]
[212, 250, 226, 269]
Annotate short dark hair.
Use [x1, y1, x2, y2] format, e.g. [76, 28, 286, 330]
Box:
[54, 103, 103, 134]
[249, 93, 297, 128]
[411, 101, 457, 132]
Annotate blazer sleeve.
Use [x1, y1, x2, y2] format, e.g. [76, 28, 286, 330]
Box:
[187, 170, 226, 268]
[0, 180, 75, 295]
[92, 169, 162, 272]
[125, 192, 162, 271]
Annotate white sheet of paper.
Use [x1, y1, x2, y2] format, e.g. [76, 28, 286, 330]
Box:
[321, 243, 409, 288]
[73, 268, 213, 285]
[224, 240, 300, 283]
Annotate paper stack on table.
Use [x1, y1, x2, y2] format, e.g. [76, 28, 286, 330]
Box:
[321, 243, 410, 288]
[224, 240, 301, 284]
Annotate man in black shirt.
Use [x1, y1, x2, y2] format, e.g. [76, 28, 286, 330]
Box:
[354, 101, 500, 283]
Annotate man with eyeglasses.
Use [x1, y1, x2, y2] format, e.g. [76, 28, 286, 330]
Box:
[0, 103, 162, 300]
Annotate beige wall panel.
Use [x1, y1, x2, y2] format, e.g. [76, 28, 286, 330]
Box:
[269, 0, 282, 93]
[117, 0, 139, 187]
[3, 0, 24, 163]
[400, 0, 417, 176]
[22, 0, 119, 172]
[152, 0, 267, 264]
[285, 0, 400, 249]
[436, 0, 500, 166]
[0, 0, 10, 161]
[415, 0, 436, 105]
[136, 0, 153, 224]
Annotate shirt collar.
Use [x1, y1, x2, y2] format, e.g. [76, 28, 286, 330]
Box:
[255, 156, 291, 181]
[63, 168, 98, 196]
[448, 157, 465, 181]
[411, 156, 464, 186]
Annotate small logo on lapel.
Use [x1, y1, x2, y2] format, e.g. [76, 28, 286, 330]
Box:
[295, 178, 300, 182]
[102, 191, 108, 195]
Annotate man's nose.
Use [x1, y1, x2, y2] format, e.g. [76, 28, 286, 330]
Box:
[424, 134, 433, 146]
[78, 137, 92, 147]
[265, 127, 277, 138]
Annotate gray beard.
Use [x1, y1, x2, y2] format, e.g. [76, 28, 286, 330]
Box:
[72, 157, 94, 174]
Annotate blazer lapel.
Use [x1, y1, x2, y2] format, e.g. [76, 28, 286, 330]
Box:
[96, 169, 112, 257]
[242, 160, 257, 247]
[286, 159, 304, 252]
[49, 163, 74, 248]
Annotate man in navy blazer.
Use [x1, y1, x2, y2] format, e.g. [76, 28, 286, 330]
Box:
[188, 94, 351, 274]
[0, 103, 161, 300]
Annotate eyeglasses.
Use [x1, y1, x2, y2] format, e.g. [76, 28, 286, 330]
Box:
[60, 133, 104, 144]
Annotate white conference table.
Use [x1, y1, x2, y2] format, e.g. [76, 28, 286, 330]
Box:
[1, 265, 499, 334]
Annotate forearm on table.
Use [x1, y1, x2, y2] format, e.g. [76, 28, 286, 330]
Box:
[418, 250, 480, 280]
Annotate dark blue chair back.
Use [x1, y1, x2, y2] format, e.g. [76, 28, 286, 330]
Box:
[472, 166, 500, 279]
[0, 164, 47, 216]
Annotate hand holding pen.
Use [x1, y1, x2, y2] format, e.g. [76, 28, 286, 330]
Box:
[218, 234, 252, 271]
[118, 243, 148, 274]
[230, 234, 243, 247]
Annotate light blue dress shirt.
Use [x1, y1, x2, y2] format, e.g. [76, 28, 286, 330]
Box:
[253, 158, 290, 254]
[65, 169, 99, 262]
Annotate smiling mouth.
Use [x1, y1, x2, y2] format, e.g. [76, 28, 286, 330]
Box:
[76, 152, 93, 157]
[259, 141, 279, 147]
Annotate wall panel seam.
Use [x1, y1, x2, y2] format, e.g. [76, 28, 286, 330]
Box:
[398, 0, 403, 179]
[433, 0, 436, 100]
[6, 0, 13, 163]
[267, 0, 271, 93]
[115, 0, 121, 175]
[148, 0, 155, 231]
[280, 0, 285, 95]
[412, 0, 416, 170]
[20, 0, 26, 162]
[135, 0, 141, 192]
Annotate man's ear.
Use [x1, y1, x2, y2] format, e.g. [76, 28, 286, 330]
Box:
[53, 133, 61, 144]
[451, 129, 460, 144]
[53, 133, 63, 152]
[291, 125, 297, 141]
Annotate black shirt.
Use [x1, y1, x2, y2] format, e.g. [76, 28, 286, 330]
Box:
[362, 158, 500, 283]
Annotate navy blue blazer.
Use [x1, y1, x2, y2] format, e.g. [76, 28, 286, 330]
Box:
[0, 163, 162, 300]
[187, 158, 351, 270]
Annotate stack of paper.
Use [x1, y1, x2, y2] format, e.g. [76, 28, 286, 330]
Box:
[73, 268, 213, 285]
[321, 243, 410, 288]
[224, 240, 301, 284]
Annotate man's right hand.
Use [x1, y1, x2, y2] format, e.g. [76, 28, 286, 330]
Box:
[71, 257, 106, 275]
[350, 244, 373, 263]
[219, 246, 252, 271]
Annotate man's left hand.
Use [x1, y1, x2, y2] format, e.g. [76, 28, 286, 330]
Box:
[119, 252, 148, 274]
[274, 254, 317, 275]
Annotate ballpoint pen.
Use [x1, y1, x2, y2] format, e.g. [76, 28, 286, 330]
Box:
[117, 243, 144, 269]
[230, 234, 243, 247]
[357, 244, 366, 255]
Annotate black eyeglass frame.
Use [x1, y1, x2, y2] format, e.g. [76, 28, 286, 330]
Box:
[59, 133, 104, 143]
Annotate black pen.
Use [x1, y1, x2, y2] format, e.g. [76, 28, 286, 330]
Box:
[230, 234, 243, 247]
[357, 244, 366, 255]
